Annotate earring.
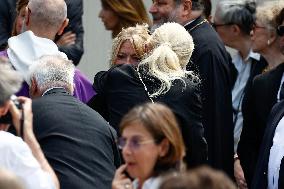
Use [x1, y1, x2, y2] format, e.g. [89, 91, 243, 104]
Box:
[267, 40, 271, 45]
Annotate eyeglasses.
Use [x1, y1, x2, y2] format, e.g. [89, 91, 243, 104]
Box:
[277, 25, 284, 36]
[211, 23, 233, 29]
[252, 23, 266, 31]
[117, 136, 155, 150]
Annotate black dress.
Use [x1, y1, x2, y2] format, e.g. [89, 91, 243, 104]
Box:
[185, 16, 234, 177]
[88, 64, 208, 168]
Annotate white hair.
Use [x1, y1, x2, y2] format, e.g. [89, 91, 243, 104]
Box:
[0, 61, 23, 106]
[28, 0, 67, 30]
[29, 55, 75, 94]
[139, 22, 198, 97]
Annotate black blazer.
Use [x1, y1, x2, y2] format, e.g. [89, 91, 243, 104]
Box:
[251, 100, 284, 189]
[33, 88, 121, 189]
[185, 16, 234, 178]
[88, 64, 208, 168]
[238, 62, 284, 185]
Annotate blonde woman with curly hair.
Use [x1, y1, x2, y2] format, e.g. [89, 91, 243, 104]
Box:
[110, 24, 150, 66]
[88, 22, 207, 169]
[99, 0, 151, 38]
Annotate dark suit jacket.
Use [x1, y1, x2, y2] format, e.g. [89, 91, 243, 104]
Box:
[185, 16, 234, 177]
[251, 100, 284, 189]
[0, 0, 17, 50]
[88, 64, 208, 168]
[33, 88, 121, 189]
[238, 63, 284, 185]
[56, 0, 84, 65]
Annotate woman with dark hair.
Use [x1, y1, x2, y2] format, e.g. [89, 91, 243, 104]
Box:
[112, 103, 185, 189]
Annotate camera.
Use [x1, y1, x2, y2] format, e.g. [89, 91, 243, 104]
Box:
[0, 95, 22, 124]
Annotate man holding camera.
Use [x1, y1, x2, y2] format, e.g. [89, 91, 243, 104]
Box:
[0, 62, 59, 189]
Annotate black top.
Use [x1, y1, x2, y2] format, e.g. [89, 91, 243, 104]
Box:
[251, 100, 284, 189]
[185, 17, 234, 177]
[88, 64, 208, 168]
[0, 0, 17, 50]
[238, 62, 284, 185]
[56, 0, 84, 65]
[33, 88, 121, 189]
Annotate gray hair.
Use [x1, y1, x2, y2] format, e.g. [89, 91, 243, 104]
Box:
[256, 0, 284, 32]
[29, 55, 75, 94]
[28, 0, 67, 30]
[139, 22, 199, 97]
[215, 0, 256, 35]
[0, 61, 23, 106]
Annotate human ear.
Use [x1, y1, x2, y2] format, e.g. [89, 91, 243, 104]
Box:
[159, 139, 170, 157]
[57, 18, 69, 36]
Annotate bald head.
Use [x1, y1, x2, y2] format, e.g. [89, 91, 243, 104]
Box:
[28, 0, 67, 34]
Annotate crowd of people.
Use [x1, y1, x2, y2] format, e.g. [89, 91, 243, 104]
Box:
[0, 0, 284, 189]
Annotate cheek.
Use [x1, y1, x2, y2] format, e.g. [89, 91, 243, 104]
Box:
[127, 148, 159, 180]
[16, 17, 24, 34]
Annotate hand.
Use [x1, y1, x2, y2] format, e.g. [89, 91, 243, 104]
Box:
[9, 96, 33, 137]
[112, 164, 133, 189]
[234, 159, 248, 189]
[56, 31, 76, 46]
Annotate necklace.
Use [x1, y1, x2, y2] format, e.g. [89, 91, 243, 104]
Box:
[188, 19, 208, 33]
[136, 67, 154, 103]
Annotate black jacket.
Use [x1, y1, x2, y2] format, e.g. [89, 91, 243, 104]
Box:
[33, 88, 121, 189]
[88, 64, 208, 168]
[0, 0, 17, 50]
[56, 0, 84, 65]
[251, 100, 284, 189]
[238, 62, 284, 185]
[185, 16, 234, 178]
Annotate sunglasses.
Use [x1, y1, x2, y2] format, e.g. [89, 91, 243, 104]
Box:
[117, 136, 155, 150]
[277, 25, 284, 36]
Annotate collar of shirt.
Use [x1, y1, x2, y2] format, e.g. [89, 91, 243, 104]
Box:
[42, 87, 65, 96]
[232, 50, 260, 73]
[183, 19, 196, 27]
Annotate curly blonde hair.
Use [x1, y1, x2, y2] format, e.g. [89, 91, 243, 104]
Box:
[110, 24, 150, 66]
[138, 22, 198, 97]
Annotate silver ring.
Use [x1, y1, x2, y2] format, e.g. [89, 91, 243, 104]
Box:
[125, 183, 130, 189]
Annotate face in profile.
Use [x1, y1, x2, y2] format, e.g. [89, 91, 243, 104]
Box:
[99, 4, 119, 31]
[15, 6, 27, 35]
[114, 40, 140, 65]
[250, 20, 271, 54]
[120, 123, 168, 182]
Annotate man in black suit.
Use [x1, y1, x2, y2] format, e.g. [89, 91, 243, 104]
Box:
[149, 0, 234, 177]
[29, 55, 121, 189]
